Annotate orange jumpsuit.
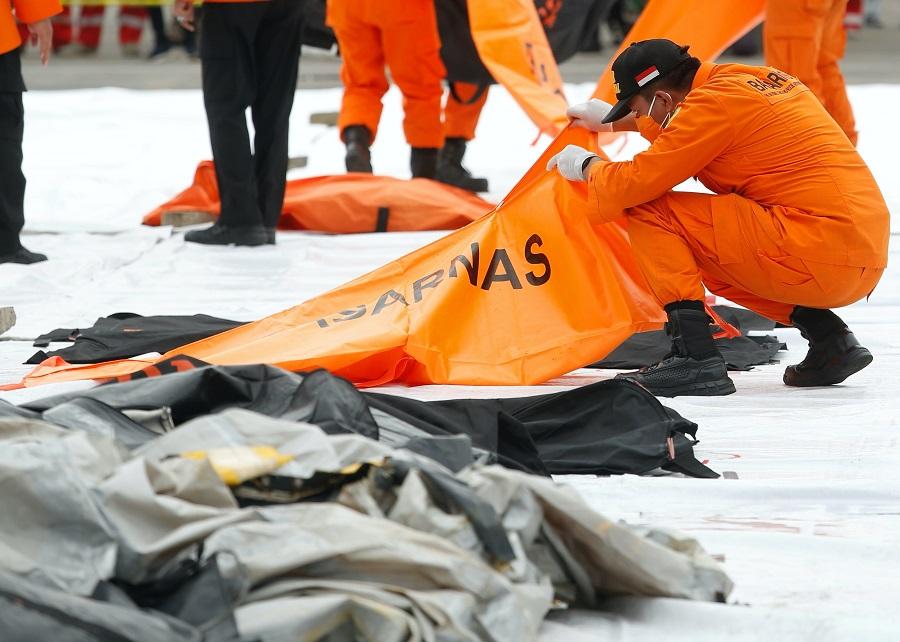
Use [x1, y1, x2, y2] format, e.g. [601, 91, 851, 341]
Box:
[444, 80, 488, 141]
[587, 62, 888, 324]
[327, 0, 446, 148]
[2, 0, 60, 54]
[764, 0, 857, 145]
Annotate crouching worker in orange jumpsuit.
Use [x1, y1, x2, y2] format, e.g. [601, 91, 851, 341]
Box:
[326, 0, 488, 192]
[548, 39, 888, 397]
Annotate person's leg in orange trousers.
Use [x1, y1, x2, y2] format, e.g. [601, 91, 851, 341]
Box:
[438, 81, 490, 192]
[619, 190, 881, 391]
[764, 0, 857, 145]
[327, 0, 389, 173]
[625, 191, 881, 321]
[329, 4, 388, 141]
[818, 0, 858, 144]
[444, 81, 488, 141]
[378, 1, 445, 177]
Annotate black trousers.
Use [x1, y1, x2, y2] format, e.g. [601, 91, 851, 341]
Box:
[0, 47, 26, 256]
[200, 0, 304, 229]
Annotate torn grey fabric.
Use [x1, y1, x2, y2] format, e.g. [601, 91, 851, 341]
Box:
[0, 421, 119, 595]
[205, 503, 551, 642]
[0, 407, 733, 641]
[0, 571, 201, 642]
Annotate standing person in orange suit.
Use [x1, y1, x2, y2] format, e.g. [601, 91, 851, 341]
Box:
[764, 0, 858, 145]
[173, 0, 305, 247]
[1, 0, 60, 265]
[53, 5, 146, 56]
[547, 39, 888, 397]
[327, 0, 489, 192]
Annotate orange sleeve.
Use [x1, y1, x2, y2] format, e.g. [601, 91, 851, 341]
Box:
[587, 89, 734, 223]
[12, 0, 61, 24]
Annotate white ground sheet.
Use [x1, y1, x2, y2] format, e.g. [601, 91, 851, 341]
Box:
[1, 84, 898, 641]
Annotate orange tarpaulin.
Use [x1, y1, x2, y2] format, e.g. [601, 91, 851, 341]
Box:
[143, 163, 494, 233]
[7, 127, 665, 390]
[592, 0, 766, 103]
[467, 0, 569, 138]
[6, 3, 768, 391]
[468, 0, 764, 138]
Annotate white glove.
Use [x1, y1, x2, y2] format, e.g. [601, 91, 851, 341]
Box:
[566, 99, 615, 132]
[546, 144, 598, 182]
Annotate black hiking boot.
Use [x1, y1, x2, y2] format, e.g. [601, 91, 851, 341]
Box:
[616, 301, 736, 397]
[436, 137, 489, 192]
[184, 223, 267, 247]
[783, 307, 873, 386]
[343, 125, 373, 173]
[0, 246, 47, 265]
[410, 147, 439, 179]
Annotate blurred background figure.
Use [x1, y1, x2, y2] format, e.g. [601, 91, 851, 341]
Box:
[174, 0, 305, 247]
[864, 0, 885, 27]
[327, 0, 445, 180]
[147, 5, 196, 59]
[53, 4, 146, 57]
[1, 0, 59, 265]
[764, 0, 857, 145]
[327, 0, 488, 192]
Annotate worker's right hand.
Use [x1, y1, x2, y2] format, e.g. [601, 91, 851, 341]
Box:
[173, 0, 196, 32]
[566, 99, 615, 132]
[27, 18, 53, 66]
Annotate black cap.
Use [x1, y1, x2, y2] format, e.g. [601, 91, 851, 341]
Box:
[601, 39, 692, 124]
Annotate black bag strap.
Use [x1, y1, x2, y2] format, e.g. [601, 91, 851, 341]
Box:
[375, 207, 389, 233]
[449, 81, 490, 106]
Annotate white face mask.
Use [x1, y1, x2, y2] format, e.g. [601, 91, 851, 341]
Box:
[647, 92, 674, 129]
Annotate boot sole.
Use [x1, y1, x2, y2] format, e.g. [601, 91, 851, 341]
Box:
[619, 375, 737, 397]
[651, 379, 737, 398]
[784, 348, 873, 387]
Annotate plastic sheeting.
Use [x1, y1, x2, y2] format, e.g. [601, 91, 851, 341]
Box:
[142, 164, 494, 234]
[9, 127, 666, 390]
[0, 405, 732, 641]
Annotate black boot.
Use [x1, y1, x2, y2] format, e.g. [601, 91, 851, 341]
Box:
[436, 137, 489, 192]
[410, 147, 439, 179]
[783, 307, 872, 386]
[184, 223, 268, 247]
[616, 301, 736, 397]
[343, 125, 373, 173]
[0, 246, 47, 265]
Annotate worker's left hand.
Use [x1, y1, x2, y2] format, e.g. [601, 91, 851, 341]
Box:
[566, 99, 615, 132]
[546, 144, 598, 182]
[27, 18, 53, 66]
[174, 0, 196, 32]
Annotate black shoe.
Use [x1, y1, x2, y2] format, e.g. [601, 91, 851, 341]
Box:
[343, 125, 373, 173]
[783, 328, 873, 386]
[0, 247, 48, 265]
[616, 353, 736, 397]
[436, 137, 489, 192]
[265, 228, 276, 245]
[183, 223, 267, 247]
[615, 301, 736, 397]
[410, 147, 439, 179]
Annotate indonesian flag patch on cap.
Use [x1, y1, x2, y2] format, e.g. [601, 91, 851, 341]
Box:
[635, 65, 660, 87]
